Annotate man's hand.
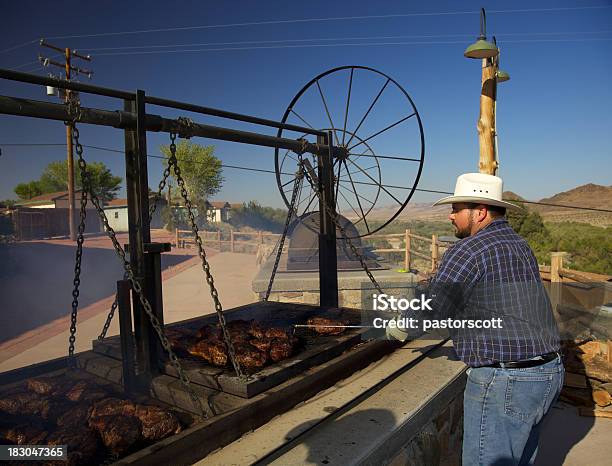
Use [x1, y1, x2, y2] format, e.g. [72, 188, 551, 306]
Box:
[385, 315, 411, 342]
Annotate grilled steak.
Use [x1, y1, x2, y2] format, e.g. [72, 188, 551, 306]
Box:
[134, 404, 182, 441]
[264, 327, 290, 339]
[250, 337, 272, 353]
[47, 425, 101, 465]
[187, 340, 228, 366]
[247, 321, 265, 339]
[63, 380, 108, 403]
[26, 377, 66, 396]
[306, 317, 349, 335]
[0, 392, 40, 415]
[234, 342, 268, 369]
[269, 338, 294, 362]
[56, 403, 91, 427]
[3, 424, 48, 445]
[196, 323, 223, 341]
[89, 414, 142, 455]
[89, 397, 136, 418]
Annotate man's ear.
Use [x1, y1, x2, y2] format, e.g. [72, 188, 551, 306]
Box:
[476, 205, 489, 222]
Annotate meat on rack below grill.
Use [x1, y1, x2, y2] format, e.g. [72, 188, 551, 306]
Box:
[134, 404, 182, 441]
[89, 397, 137, 418]
[306, 317, 349, 335]
[89, 414, 142, 456]
[269, 338, 294, 362]
[47, 425, 102, 466]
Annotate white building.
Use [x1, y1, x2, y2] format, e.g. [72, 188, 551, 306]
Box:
[103, 196, 167, 232]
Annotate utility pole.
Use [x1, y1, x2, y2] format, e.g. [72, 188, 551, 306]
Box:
[463, 9, 509, 176]
[39, 39, 92, 241]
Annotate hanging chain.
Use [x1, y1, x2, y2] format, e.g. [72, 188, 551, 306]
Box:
[148, 162, 172, 221]
[264, 166, 303, 301]
[166, 132, 246, 380]
[70, 119, 207, 417]
[68, 136, 89, 363]
[302, 162, 384, 296]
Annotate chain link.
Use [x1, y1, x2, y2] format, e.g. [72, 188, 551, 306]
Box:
[166, 133, 246, 380]
[264, 166, 303, 301]
[70, 119, 207, 418]
[68, 149, 88, 363]
[302, 165, 384, 296]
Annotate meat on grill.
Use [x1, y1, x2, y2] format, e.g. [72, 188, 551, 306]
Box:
[89, 397, 136, 418]
[26, 377, 66, 396]
[269, 338, 295, 362]
[134, 404, 182, 441]
[306, 317, 349, 335]
[64, 380, 109, 403]
[56, 403, 91, 427]
[2, 424, 48, 445]
[187, 340, 228, 366]
[196, 323, 223, 341]
[0, 392, 40, 415]
[89, 414, 142, 456]
[233, 342, 268, 369]
[264, 327, 290, 340]
[47, 425, 101, 466]
[250, 337, 272, 353]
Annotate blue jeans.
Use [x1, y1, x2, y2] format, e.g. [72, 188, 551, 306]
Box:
[462, 355, 564, 466]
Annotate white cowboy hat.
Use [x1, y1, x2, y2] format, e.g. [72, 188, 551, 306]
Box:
[433, 173, 523, 211]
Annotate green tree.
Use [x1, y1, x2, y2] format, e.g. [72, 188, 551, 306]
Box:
[160, 140, 224, 215]
[14, 180, 43, 200]
[38, 160, 122, 202]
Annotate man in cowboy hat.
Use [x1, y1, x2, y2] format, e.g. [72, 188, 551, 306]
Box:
[389, 173, 563, 466]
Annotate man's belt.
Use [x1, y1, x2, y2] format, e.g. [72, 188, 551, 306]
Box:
[485, 351, 560, 369]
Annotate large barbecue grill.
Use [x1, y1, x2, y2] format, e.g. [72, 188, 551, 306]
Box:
[0, 65, 424, 464]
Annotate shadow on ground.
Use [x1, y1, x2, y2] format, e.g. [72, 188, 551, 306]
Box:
[0, 242, 191, 342]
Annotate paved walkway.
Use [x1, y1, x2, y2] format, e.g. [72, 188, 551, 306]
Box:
[0, 252, 258, 372]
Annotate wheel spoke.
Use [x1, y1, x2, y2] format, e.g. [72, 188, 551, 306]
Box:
[315, 79, 340, 146]
[338, 182, 375, 205]
[341, 68, 354, 147]
[343, 160, 369, 233]
[347, 113, 416, 152]
[345, 77, 390, 148]
[280, 176, 299, 189]
[348, 153, 421, 162]
[337, 187, 361, 220]
[346, 157, 403, 205]
[302, 189, 317, 213]
[290, 109, 316, 130]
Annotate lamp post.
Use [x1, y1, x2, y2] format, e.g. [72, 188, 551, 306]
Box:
[464, 9, 509, 176]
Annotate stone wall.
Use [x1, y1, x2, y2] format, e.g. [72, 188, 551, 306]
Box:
[387, 389, 463, 466]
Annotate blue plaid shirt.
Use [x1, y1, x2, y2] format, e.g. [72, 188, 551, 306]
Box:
[426, 218, 560, 367]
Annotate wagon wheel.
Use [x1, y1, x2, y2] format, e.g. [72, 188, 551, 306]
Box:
[275, 65, 425, 239]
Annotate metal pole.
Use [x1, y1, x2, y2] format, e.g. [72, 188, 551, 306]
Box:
[124, 90, 156, 388]
[117, 279, 136, 394]
[65, 47, 76, 241]
[318, 130, 339, 307]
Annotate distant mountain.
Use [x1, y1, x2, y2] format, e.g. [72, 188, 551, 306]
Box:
[342, 184, 612, 226]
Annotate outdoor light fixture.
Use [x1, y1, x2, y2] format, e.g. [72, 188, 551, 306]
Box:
[464, 8, 499, 59]
[496, 70, 510, 82]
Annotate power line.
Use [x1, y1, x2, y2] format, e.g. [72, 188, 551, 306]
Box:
[1, 142, 611, 214]
[76, 30, 612, 52]
[88, 37, 612, 57]
[39, 5, 611, 41]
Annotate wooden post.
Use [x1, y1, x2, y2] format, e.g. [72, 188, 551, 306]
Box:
[477, 58, 498, 175]
[550, 252, 566, 316]
[431, 234, 438, 272]
[175, 228, 179, 248]
[230, 229, 235, 253]
[259, 230, 263, 245]
[217, 230, 221, 251]
[404, 229, 411, 272]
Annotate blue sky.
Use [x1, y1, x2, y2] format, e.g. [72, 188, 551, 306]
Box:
[1, 0, 611, 212]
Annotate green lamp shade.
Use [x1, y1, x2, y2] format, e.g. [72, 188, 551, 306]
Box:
[464, 39, 499, 59]
[496, 70, 510, 82]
